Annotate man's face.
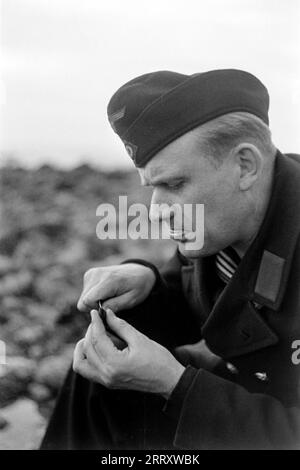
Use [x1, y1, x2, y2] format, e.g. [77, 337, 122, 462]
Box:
[138, 129, 247, 258]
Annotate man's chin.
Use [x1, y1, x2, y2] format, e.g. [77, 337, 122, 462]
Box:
[177, 241, 208, 258]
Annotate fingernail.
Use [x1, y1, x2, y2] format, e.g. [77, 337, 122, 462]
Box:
[106, 308, 114, 319]
[90, 310, 97, 322]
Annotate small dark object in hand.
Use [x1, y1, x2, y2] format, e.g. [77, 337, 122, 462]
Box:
[98, 300, 108, 328]
[97, 300, 127, 350]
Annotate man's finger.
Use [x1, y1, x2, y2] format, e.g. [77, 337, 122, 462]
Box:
[77, 288, 100, 312]
[84, 330, 105, 370]
[77, 296, 97, 313]
[84, 321, 116, 364]
[73, 339, 97, 381]
[73, 338, 86, 362]
[105, 308, 138, 345]
[90, 310, 116, 358]
[102, 291, 135, 313]
[77, 277, 118, 312]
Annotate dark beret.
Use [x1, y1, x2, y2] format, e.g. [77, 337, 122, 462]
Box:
[107, 69, 269, 167]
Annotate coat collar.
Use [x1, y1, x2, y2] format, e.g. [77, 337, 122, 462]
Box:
[239, 150, 300, 311]
[189, 150, 300, 359]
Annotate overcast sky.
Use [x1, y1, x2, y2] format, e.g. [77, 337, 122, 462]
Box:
[1, 0, 300, 169]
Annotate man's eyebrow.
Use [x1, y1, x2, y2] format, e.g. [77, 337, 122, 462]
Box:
[142, 172, 186, 186]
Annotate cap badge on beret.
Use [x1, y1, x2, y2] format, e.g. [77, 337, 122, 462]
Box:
[108, 106, 126, 132]
[123, 140, 138, 162]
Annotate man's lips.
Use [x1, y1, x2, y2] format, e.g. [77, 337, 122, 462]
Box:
[169, 229, 196, 242]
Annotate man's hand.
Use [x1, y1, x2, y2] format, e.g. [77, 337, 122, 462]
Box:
[77, 264, 156, 313]
[73, 309, 185, 399]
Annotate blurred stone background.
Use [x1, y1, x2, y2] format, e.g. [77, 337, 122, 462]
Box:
[0, 163, 174, 449]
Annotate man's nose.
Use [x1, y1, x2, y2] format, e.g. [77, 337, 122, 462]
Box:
[149, 196, 161, 223]
[149, 191, 173, 224]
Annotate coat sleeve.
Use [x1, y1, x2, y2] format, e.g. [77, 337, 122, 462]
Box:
[122, 248, 186, 295]
[164, 366, 300, 449]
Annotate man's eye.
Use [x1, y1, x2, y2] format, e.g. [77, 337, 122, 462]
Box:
[167, 181, 184, 190]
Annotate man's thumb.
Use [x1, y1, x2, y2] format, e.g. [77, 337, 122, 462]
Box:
[102, 291, 134, 313]
[105, 308, 136, 344]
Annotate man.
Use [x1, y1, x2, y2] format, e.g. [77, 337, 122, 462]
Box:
[41, 69, 300, 449]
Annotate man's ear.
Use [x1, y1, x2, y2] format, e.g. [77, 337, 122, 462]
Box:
[233, 143, 263, 191]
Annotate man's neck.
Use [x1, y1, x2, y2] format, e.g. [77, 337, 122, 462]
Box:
[232, 165, 275, 259]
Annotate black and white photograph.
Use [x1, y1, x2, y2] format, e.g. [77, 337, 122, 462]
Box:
[0, 0, 299, 456]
